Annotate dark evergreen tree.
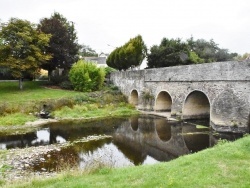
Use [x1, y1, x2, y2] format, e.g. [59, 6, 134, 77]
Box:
[38, 12, 80, 77]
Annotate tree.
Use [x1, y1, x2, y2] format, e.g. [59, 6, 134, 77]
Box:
[147, 38, 192, 68]
[69, 60, 105, 92]
[187, 37, 237, 63]
[147, 37, 238, 68]
[234, 53, 250, 61]
[0, 18, 51, 89]
[107, 35, 147, 70]
[38, 12, 80, 78]
[79, 44, 98, 57]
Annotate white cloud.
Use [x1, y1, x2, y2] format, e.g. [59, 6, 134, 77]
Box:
[0, 0, 249, 54]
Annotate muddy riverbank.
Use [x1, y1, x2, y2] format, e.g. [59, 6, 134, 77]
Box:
[0, 135, 111, 183]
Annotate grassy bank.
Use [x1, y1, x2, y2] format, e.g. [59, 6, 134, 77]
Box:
[3, 134, 250, 188]
[0, 81, 80, 103]
[0, 81, 139, 127]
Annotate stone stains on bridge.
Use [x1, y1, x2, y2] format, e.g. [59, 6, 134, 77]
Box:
[111, 61, 250, 133]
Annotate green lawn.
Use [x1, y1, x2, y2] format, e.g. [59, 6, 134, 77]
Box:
[0, 81, 81, 104]
[0, 81, 138, 126]
[4, 135, 250, 188]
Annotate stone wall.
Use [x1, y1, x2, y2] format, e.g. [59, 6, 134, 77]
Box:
[110, 61, 250, 133]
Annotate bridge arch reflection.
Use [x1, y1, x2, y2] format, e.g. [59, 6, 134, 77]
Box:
[155, 118, 171, 142]
[130, 116, 139, 131]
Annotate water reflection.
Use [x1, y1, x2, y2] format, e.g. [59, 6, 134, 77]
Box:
[0, 115, 243, 172]
[79, 142, 133, 169]
[0, 128, 67, 149]
[31, 129, 50, 145]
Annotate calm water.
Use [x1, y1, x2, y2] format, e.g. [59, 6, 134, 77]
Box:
[0, 115, 242, 172]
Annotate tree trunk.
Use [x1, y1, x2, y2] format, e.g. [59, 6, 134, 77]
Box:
[48, 69, 52, 81]
[19, 78, 23, 90]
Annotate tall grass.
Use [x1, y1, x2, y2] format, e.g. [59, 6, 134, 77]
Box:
[53, 103, 139, 119]
[0, 113, 37, 126]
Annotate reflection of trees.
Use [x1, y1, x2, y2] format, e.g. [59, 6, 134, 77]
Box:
[1, 117, 126, 149]
[44, 117, 126, 141]
[113, 138, 146, 165]
[0, 132, 36, 149]
[138, 116, 155, 133]
[73, 138, 112, 153]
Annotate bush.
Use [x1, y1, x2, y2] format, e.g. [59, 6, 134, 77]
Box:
[69, 60, 106, 92]
[50, 74, 69, 85]
[59, 81, 73, 90]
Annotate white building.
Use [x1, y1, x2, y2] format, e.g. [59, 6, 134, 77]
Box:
[83, 53, 107, 67]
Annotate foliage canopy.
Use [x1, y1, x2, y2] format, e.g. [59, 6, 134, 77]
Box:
[69, 60, 105, 92]
[107, 35, 147, 70]
[147, 37, 238, 68]
[38, 12, 80, 75]
[79, 44, 98, 57]
[0, 18, 51, 79]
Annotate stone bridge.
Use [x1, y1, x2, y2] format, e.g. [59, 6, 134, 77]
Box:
[110, 61, 250, 133]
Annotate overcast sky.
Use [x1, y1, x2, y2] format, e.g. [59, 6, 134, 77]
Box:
[0, 0, 249, 55]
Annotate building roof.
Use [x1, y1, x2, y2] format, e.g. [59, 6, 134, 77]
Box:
[83, 56, 106, 65]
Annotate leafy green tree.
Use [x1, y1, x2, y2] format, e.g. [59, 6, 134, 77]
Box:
[147, 37, 238, 68]
[189, 51, 204, 64]
[187, 37, 237, 63]
[38, 12, 80, 78]
[107, 35, 147, 70]
[0, 18, 51, 89]
[69, 60, 105, 92]
[147, 38, 192, 68]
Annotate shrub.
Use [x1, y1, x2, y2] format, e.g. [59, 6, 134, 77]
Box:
[69, 60, 106, 92]
[59, 81, 73, 90]
[50, 74, 69, 85]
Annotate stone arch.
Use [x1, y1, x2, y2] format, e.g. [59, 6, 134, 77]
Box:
[154, 91, 172, 112]
[129, 89, 139, 106]
[182, 90, 210, 120]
